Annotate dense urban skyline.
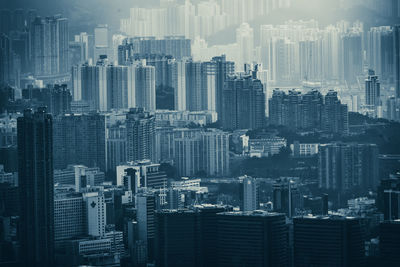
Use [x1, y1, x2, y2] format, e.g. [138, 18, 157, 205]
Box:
[1, 0, 400, 266]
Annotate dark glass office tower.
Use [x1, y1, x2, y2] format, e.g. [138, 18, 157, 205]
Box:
[294, 216, 366, 267]
[155, 205, 233, 267]
[217, 211, 288, 267]
[198, 205, 232, 267]
[17, 108, 54, 266]
[379, 220, 400, 266]
[155, 210, 201, 267]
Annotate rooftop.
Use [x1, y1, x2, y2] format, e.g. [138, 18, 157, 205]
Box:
[218, 210, 284, 217]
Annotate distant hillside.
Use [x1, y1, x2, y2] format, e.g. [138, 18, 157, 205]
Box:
[2, 0, 399, 40]
[0, 0, 159, 33]
[207, 3, 399, 46]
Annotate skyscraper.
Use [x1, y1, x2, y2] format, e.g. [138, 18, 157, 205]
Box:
[30, 15, 69, 78]
[107, 64, 130, 111]
[185, 60, 217, 112]
[48, 84, 72, 116]
[73, 58, 155, 112]
[269, 89, 348, 132]
[294, 216, 366, 267]
[301, 90, 324, 129]
[386, 97, 400, 121]
[172, 128, 230, 177]
[236, 23, 254, 72]
[132, 61, 157, 112]
[74, 32, 92, 62]
[106, 124, 126, 173]
[116, 160, 167, 189]
[72, 58, 131, 111]
[22, 84, 72, 116]
[53, 113, 106, 171]
[273, 178, 302, 218]
[394, 25, 400, 98]
[299, 39, 323, 82]
[94, 24, 109, 48]
[240, 176, 258, 211]
[155, 205, 233, 267]
[269, 90, 301, 129]
[270, 37, 299, 85]
[73, 165, 105, 192]
[54, 193, 86, 242]
[136, 192, 156, 262]
[380, 220, 400, 266]
[118, 36, 191, 63]
[321, 90, 349, 134]
[17, 108, 54, 266]
[367, 26, 393, 81]
[201, 129, 230, 177]
[212, 55, 235, 120]
[94, 24, 112, 61]
[376, 175, 400, 220]
[0, 34, 13, 85]
[155, 210, 201, 267]
[71, 60, 107, 110]
[126, 108, 156, 162]
[155, 126, 175, 163]
[198, 205, 232, 266]
[365, 69, 381, 115]
[217, 211, 288, 267]
[0, 10, 13, 35]
[222, 72, 265, 130]
[268, 89, 286, 126]
[173, 128, 203, 177]
[318, 143, 379, 192]
[130, 54, 175, 110]
[83, 191, 106, 237]
[173, 60, 187, 111]
[341, 32, 363, 85]
[383, 189, 400, 220]
[322, 25, 340, 81]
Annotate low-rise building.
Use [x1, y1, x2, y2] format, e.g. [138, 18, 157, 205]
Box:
[248, 137, 287, 158]
[155, 110, 217, 127]
[290, 141, 319, 157]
